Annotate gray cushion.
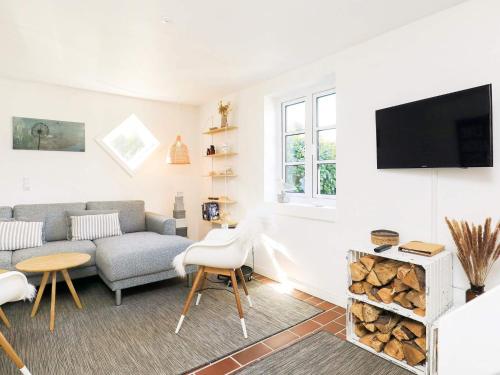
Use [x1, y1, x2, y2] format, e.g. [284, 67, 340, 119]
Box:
[95, 232, 193, 282]
[0, 207, 12, 220]
[65, 209, 117, 240]
[0, 251, 13, 270]
[13, 203, 86, 242]
[1, 217, 47, 243]
[12, 240, 96, 266]
[86, 201, 145, 233]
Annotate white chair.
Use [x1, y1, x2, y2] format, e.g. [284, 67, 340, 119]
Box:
[0, 271, 35, 375]
[173, 214, 266, 338]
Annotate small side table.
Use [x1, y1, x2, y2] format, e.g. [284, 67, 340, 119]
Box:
[16, 253, 91, 332]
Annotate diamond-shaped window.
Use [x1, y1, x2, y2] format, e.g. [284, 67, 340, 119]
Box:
[97, 114, 159, 175]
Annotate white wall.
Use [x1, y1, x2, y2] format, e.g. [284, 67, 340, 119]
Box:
[0, 77, 201, 239]
[199, 0, 500, 306]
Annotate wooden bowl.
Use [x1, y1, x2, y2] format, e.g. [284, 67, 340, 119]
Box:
[371, 230, 399, 246]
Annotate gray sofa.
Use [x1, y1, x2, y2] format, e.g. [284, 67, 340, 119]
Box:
[0, 200, 194, 305]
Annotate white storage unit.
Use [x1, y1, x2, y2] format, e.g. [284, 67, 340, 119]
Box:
[346, 245, 453, 375]
[430, 284, 500, 375]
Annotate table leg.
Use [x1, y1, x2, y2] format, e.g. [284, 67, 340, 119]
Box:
[31, 271, 49, 318]
[61, 269, 82, 309]
[50, 271, 56, 332]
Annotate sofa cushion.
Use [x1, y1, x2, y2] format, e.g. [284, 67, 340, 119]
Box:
[0, 221, 44, 251]
[95, 232, 193, 282]
[0, 207, 12, 220]
[66, 209, 118, 240]
[13, 203, 86, 242]
[86, 201, 145, 233]
[12, 240, 96, 266]
[0, 251, 12, 270]
[70, 213, 122, 241]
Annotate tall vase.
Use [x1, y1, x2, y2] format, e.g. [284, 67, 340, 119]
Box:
[221, 114, 228, 128]
[465, 284, 485, 302]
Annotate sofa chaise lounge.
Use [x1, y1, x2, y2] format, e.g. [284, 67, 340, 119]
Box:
[0, 200, 194, 305]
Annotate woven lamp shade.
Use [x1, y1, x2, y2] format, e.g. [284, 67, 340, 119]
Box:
[167, 135, 190, 164]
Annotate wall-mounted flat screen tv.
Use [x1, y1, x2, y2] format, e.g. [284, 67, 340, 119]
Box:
[376, 84, 493, 169]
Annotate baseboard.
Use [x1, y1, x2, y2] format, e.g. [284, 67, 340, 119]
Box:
[252, 264, 346, 308]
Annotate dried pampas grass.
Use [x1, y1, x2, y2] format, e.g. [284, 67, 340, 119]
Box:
[445, 217, 500, 287]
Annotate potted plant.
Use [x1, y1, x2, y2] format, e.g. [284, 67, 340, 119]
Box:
[445, 217, 500, 302]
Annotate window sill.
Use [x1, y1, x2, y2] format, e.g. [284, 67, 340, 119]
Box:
[266, 202, 336, 223]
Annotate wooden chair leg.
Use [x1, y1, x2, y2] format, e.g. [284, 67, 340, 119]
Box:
[236, 268, 253, 307]
[175, 267, 205, 334]
[195, 272, 207, 306]
[0, 330, 31, 374]
[0, 307, 11, 328]
[230, 270, 247, 338]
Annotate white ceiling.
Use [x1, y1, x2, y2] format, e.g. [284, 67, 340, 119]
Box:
[0, 0, 467, 105]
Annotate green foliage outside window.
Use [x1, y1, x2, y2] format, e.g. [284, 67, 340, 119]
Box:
[286, 137, 336, 195]
[319, 163, 336, 195]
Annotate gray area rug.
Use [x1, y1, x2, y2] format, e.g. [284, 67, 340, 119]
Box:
[0, 276, 320, 375]
[238, 331, 412, 375]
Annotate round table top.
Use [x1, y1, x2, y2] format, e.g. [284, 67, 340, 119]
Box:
[15, 253, 91, 273]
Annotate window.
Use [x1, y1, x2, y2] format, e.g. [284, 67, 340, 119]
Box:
[281, 88, 336, 200]
[98, 114, 159, 175]
[283, 99, 306, 193]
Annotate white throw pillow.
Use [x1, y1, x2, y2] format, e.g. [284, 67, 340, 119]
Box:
[0, 221, 44, 251]
[70, 213, 122, 241]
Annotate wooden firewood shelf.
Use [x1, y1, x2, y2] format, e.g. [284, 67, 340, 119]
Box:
[346, 246, 453, 375]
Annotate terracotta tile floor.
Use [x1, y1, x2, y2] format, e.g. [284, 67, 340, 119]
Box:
[189, 273, 346, 375]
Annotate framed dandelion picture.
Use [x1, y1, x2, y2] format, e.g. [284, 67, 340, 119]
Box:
[13, 117, 85, 152]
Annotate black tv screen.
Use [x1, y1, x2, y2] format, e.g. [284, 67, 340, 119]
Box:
[376, 84, 493, 169]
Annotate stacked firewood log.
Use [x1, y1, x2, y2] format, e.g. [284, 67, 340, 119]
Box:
[351, 301, 427, 366]
[349, 255, 426, 317]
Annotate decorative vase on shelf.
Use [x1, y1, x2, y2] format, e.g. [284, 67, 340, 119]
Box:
[276, 179, 295, 203]
[465, 284, 485, 302]
[220, 143, 230, 154]
[445, 217, 500, 304]
[218, 101, 231, 128]
[221, 114, 228, 128]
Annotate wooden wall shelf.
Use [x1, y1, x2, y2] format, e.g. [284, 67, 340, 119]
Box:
[206, 197, 236, 204]
[203, 126, 238, 135]
[204, 152, 238, 158]
[205, 219, 238, 227]
[204, 173, 237, 178]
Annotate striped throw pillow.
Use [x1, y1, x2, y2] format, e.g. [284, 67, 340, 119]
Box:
[0, 221, 44, 251]
[70, 213, 122, 241]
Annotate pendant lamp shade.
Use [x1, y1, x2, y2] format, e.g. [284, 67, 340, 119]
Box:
[167, 135, 190, 164]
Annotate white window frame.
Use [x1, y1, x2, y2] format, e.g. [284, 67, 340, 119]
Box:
[280, 86, 336, 204]
[281, 97, 310, 197]
[96, 114, 160, 176]
[312, 89, 336, 199]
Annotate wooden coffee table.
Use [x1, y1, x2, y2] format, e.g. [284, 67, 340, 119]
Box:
[16, 253, 91, 332]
